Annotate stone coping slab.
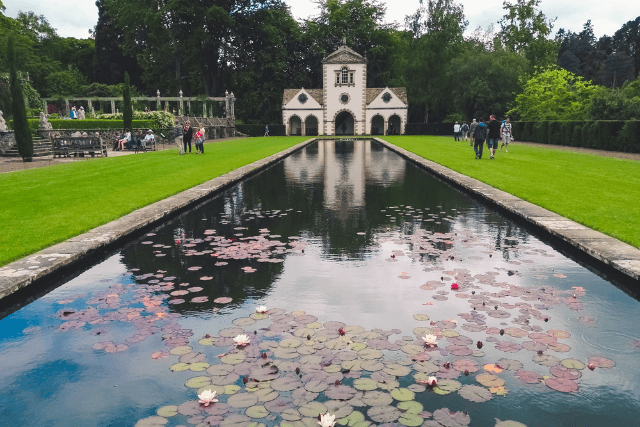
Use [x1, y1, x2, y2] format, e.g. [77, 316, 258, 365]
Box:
[0, 138, 317, 302]
[375, 138, 640, 283]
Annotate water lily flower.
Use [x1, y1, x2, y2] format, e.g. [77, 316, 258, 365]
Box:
[256, 305, 268, 314]
[426, 376, 437, 387]
[588, 363, 595, 371]
[318, 412, 336, 427]
[234, 334, 250, 346]
[451, 283, 459, 290]
[422, 334, 438, 346]
[198, 389, 218, 406]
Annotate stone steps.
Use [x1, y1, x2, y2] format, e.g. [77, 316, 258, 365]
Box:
[1, 136, 52, 157]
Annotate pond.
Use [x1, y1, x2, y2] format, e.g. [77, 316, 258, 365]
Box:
[1, 139, 639, 427]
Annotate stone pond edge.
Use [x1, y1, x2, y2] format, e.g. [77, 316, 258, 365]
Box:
[0, 138, 318, 302]
[374, 137, 640, 283]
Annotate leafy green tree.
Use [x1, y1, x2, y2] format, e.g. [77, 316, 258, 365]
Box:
[122, 71, 132, 131]
[498, 0, 558, 69]
[8, 37, 33, 159]
[44, 66, 86, 97]
[402, 0, 468, 122]
[588, 79, 640, 120]
[508, 66, 596, 120]
[449, 45, 529, 120]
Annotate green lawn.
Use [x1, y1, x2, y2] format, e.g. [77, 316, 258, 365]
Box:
[0, 137, 309, 267]
[383, 135, 640, 249]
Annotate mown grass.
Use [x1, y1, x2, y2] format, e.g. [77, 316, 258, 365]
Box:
[0, 137, 309, 266]
[384, 135, 640, 249]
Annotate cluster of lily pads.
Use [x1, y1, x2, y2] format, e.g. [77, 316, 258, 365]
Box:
[135, 300, 613, 427]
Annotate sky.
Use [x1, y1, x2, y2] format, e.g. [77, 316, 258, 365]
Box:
[2, 0, 638, 40]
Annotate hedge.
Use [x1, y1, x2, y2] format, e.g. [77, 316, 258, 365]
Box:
[236, 124, 286, 137]
[511, 120, 640, 153]
[8, 119, 156, 131]
[405, 123, 454, 135]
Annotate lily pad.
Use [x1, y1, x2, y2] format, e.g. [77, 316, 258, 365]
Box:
[561, 359, 585, 370]
[397, 401, 423, 414]
[361, 391, 393, 407]
[298, 402, 327, 418]
[207, 364, 235, 376]
[233, 318, 256, 327]
[221, 353, 246, 365]
[587, 356, 615, 368]
[476, 374, 504, 388]
[452, 359, 479, 373]
[495, 420, 527, 427]
[390, 388, 414, 401]
[324, 401, 353, 418]
[401, 344, 423, 355]
[514, 370, 542, 384]
[384, 364, 411, 377]
[305, 380, 329, 393]
[339, 411, 365, 426]
[459, 385, 493, 402]
[358, 348, 383, 360]
[549, 366, 581, 380]
[367, 406, 401, 423]
[281, 409, 302, 421]
[433, 379, 462, 395]
[272, 376, 302, 392]
[135, 416, 168, 426]
[361, 361, 385, 372]
[280, 338, 302, 348]
[354, 378, 378, 391]
[432, 408, 470, 426]
[227, 392, 259, 408]
[246, 405, 269, 419]
[156, 406, 178, 417]
[255, 388, 279, 402]
[185, 376, 212, 388]
[398, 413, 423, 427]
[170, 363, 190, 372]
[325, 385, 357, 400]
[170, 346, 193, 355]
[533, 354, 560, 367]
[413, 314, 430, 321]
[496, 359, 523, 371]
[545, 377, 578, 393]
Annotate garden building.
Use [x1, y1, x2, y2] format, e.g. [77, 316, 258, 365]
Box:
[282, 41, 408, 136]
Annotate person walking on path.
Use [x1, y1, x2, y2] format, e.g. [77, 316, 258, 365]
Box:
[473, 118, 487, 159]
[264, 125, 269, 137]
[182, 122, 193, 154]
[486, 114, 501, 159]
[461, 122, 469, 142]
[500, 117, 513, 153]
[468, 119, 478, 147]
[453, 122, 461, 141]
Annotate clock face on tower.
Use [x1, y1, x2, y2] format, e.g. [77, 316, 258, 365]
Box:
[298, 93, 308, 104]
[340, 93, 350, 104]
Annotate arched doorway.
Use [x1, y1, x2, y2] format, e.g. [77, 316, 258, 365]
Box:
[305, 115, 318, 136]
[388, 115, 401, 135]
[371, 115, 384, 135]
[289, 116, 302, 136]
[335, 111, 354, 135]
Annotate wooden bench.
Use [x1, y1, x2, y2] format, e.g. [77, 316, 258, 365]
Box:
[52, 136, 107, 158]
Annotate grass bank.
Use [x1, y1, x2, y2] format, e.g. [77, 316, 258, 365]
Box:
[0, 137, 309, 266]
[383, 135, 640, 249]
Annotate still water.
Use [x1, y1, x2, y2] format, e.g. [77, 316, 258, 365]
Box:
[1, 140, 639, 427]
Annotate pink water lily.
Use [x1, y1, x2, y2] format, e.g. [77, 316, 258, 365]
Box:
[234, 334, 250, 346]
[255, 305, 268, 314]
[198, 389, 218, 406]
[451, 283, 459, 290]
[422, 334, 438, 346]
[318, 412, 336, 427]
[426, 376, 437, 387]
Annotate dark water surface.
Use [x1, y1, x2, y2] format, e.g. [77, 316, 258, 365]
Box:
[1, 140, 639, 427]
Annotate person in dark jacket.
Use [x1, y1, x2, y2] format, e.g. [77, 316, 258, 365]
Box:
[473, 118, 487, 159]
[486, 114, 501, 159]
[182, 122, 193, 153]
[468, 119, 478, 147]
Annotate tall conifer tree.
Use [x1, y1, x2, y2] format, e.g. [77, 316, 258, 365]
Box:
[8, 37, 33, 160]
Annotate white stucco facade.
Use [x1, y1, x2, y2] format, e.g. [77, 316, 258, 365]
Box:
[282, 43, 408, 136]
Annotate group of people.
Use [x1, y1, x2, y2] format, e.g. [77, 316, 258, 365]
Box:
[116, 129, 155, 152]
[454, 117, 513, 160]
[69, 106, 86, 120]
[182, 122, 206, 154]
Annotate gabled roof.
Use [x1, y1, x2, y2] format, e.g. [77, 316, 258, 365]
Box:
[365, 87, 408, 105]
[322, 44, 367, 64]
[282, 89, 324, 106]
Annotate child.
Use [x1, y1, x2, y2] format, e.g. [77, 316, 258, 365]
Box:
[194, 127, 205, 154]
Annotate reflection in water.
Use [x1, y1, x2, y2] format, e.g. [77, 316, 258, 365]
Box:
[0, 140, 639, 427]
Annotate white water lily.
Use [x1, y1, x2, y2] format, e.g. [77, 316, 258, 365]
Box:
[256, 305, 268, 314]
[198, 389, 218, 406]
[234, 334, 251, 346]
[426, 376, 437, 387]
[318, 412, 336, 427]
[422, 334, 438, 346]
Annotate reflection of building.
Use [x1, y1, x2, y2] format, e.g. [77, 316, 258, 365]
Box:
[284, 140, 405, 218]
[282, 41, 408, 136]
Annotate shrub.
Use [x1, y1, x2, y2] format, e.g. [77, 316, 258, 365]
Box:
[618, 121, 640, 153]
[571, 123, 582, 147]
[12, 119, 156, 130]
[122, 72, 132, 131]
[523, 122, 534, 142]
[8, 37, 33, 159]
[404, 123, 453, 135]
[547, 121, 561, 145]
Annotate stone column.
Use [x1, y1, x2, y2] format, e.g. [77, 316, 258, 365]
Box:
[383, 120, 388, 136]
[111, 100, 116, 114]
[42, 100, 47, 113]
[65, 99, 70, 115]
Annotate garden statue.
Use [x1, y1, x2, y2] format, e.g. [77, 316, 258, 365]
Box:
[39, 112, 53, 130]
[0, 110, 7, 132]
[78, 107, 86, 120]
